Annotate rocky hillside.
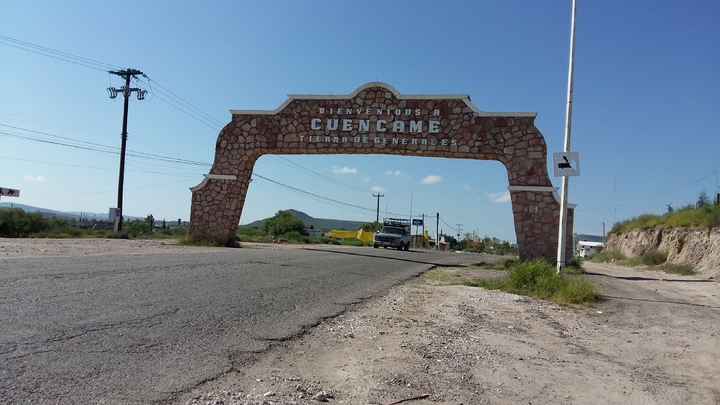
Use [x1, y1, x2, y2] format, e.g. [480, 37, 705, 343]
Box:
[604, 227, 720, 279]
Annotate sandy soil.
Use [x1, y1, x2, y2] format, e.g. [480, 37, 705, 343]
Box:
[3, 239, 719, 404]
[180, 261, 720, 404]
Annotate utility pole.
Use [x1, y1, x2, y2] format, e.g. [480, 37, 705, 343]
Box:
[436, 212, 440, 250]
[107, 68, 146, 234]
[456, 224, 463, 241]
[373, 193, 384, 222]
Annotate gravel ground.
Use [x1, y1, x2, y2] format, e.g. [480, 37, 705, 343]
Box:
[178, 262, 720, 405]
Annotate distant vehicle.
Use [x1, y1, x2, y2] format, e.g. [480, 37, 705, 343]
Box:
[373, 218, 411, 251]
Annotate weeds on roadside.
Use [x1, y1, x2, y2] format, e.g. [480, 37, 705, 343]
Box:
[176, 236, 224, 247]
[657, 264, 695, 276]
[592, 249, 695, 276]
[592, 250, 626, 263]
[446, 259, 600, 307]
[472, 258, 519, 270]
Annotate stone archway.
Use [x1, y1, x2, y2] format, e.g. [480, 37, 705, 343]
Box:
[189, 83, 574, 261]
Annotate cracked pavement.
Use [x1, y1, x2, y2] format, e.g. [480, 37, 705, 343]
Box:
[0, 241, 473, 403]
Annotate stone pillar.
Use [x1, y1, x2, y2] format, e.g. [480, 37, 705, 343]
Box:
[189, 159, 256, 246]
[509, 186, 574, 262]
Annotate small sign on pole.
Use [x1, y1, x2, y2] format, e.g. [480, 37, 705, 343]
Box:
[553, 152, 580, 177]
[412, 219, 424, 226]
[0, 188, 20, 197]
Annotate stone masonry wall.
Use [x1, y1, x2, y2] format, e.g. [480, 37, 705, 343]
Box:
[189, 83, 573, 261]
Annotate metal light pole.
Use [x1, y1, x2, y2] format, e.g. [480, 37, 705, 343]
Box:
[107, 68, 146, 233]
[557, 0, 577, 273]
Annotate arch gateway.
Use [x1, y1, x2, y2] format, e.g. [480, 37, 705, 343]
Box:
[189, 82, 574, 261]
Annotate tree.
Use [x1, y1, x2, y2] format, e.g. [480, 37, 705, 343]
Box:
[442, 234, 458, 250]
[123, 218, 152, 237]
[697, 190, 711, 208]
[260, 210, 306, 237]
[0, 209, 47, 237]
[361, 221, 382, 232]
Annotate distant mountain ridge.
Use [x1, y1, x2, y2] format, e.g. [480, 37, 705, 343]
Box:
[245, 209, 366, 231]
[1, 203, 366, 230]
[0, 203, 140, 221]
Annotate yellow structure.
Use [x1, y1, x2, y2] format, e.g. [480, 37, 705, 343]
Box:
[328, 229, 375, 243]
[413, 230, 430, 249]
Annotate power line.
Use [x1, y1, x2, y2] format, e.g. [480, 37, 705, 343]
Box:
[0, 35, 224, 133]
[138, 75, 225, 129]
[253, 173, 375, 213]
[25, 179, 195, 198]
[0, 126, 210, 166]
[0, 34, 121, 72]
[269, 156, 370, 194]
[0, 123, 119, 152]
[0, 155, 202, 177]
[250, 173, 408, 218]
[576, 171, 718, 211]
[0, 108, 118, 138]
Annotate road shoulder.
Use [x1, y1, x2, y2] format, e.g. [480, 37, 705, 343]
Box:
[181, 262, 720, 404]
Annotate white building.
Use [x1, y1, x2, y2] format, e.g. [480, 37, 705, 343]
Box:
[577, 241, 604, 257]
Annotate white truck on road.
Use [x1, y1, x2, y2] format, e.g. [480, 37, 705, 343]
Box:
[373, 218, 412, 251]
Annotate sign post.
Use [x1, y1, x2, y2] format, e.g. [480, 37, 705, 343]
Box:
[412, 218, 424, 246]
[557, 0, 578, 274]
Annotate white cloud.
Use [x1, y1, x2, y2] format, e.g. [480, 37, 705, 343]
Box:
[486, 191, 511, 203]
[462, 184, 472, 190]
[420, 175, 442, 185]
[371, 185, 386, 193]
[384, 170, 404, 177]
[332, 166, 357, 174]
[24, 175, 47, 182]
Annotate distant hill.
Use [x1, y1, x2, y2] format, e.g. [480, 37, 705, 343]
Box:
[1, 203, 365, 231]
[245, 209, 366, 231]
[575, 233, 605, 243]
[0, 203, 139, 221]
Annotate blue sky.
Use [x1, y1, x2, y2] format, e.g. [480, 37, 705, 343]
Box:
[1, 1, 718, 242]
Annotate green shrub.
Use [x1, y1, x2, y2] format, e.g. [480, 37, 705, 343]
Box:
[658, 263, 695, 276]
[609, 204, 720, 233]
[237, 234, 269, 243]
[564, 257, 585, 275]
[122, 219, 153, 238]
[473, 258, 519, 270]
[592, 250, 626, 263]
[463, 259, 599, 307]
[641, 248, 667, 266]
[260, 210, 306, 237]
[282, 231, 310, 243]
[237, 225, 263, 237]
[176, 236, 223, 247]
[339, 238, 365, 246]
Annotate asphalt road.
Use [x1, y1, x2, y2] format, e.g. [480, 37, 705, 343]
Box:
[0, 245, 477, 403]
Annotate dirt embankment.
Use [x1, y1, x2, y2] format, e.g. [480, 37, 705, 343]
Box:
[604, 227, 720, 279]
